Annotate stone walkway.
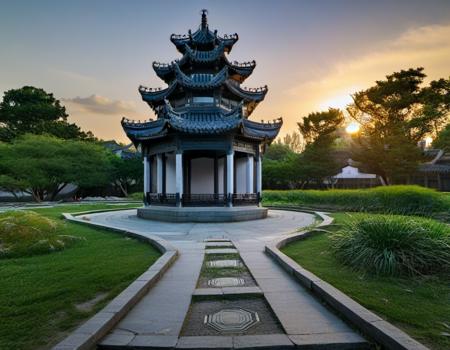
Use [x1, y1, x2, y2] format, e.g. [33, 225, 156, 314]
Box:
[79, 209, 367, 349]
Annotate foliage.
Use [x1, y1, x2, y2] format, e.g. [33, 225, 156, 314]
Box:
[433, 123, 450, 151]
[262, 143, 302, 189]
[0, 134, 112, 201]
[0, 86, 95, 142]
[264, 143, 295, 161]
[282, 213, 450, 349]
[349, 68, 450, 184]
[110, 156, 143, 197]
[276, 131, 304, 153]
[331, 214, 450, 276]
[0, 211, 81, 258]
[128, 192, 144, 200]
[297, 108, 345, 185]
[298, 108, 345, 145]
[263, 185, 450, 215]
[0, 204, 158, 350]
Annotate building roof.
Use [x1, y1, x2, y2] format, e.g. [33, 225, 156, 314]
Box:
[170, 10, 238, 53]
[122, 103, 282, 142]
[419, 163, 450, 173]
[122, 10, 281, 146]
[333, 165, 378, 179]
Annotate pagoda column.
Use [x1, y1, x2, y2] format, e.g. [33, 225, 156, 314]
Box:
[246, 154, 254, 194]
[226, 151, 234, 207]
[157, 154, 163, 194]
[256, 154, 262, 205]
[143, 156, 149, 205]
[175, 151, 183, 207]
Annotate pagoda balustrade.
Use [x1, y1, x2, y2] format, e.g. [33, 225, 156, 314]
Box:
[145, 192, 258, 207]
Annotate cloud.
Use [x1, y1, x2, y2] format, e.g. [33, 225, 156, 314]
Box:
[288, 23, 450, 113]
[62, 94, 137, 115]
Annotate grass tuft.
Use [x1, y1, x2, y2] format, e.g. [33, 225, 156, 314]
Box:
[0, 211, 82, 258]
[331, 214, 450, 276]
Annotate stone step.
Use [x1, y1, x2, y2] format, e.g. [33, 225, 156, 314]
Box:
[193, 286, 263, 298]
[206, 259, 243, 268]
[204, 238, 232, 242]
[205, 242, 234, 248]
[205, 248, 238, 255]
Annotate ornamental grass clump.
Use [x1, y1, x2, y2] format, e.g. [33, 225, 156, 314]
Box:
[331, 214, 450, 276]
[0, 211, 81, 258]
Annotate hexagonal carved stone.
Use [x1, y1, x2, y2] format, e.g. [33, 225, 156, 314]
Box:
[207, 277, 245, 287]
[204, 308, 260, 333]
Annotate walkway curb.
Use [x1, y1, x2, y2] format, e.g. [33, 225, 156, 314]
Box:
[265, 211, 429, 350]
[52, 211, 178, 350]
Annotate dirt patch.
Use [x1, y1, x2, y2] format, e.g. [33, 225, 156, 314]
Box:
[75, 292, 108, 312]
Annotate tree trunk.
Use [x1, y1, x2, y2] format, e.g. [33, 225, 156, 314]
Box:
[50, 183, 68, 201]
[117, 181, 128, 197]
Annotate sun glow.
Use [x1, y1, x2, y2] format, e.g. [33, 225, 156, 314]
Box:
[345, 122, 360, 134]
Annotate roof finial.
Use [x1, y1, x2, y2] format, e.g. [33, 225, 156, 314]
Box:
[200, 9, 208, 29]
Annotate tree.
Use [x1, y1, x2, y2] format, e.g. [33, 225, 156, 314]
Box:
[0, 86, 95, 141]
[433, 123, 450, 151]
[297, 108, 345, 187]
[0, 134, 112, 201]
[349, 68, 450, 184]
[265, 143, 294, 161]
[110, 156, 143, 197]
[263, 144, 301, 189]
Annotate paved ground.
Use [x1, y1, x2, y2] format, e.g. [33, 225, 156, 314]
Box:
[80, 209, 367, 348]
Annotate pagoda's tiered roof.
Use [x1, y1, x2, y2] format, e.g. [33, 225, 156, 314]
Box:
[122, 103, 282, 141]
[122, 10, 282, 145]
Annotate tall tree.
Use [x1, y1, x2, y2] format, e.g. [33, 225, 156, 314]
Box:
[297, 108, 344, 186]
[0, 134, 111, 201]
[349, 68, 450, 184]
[110, 156, 143, 197]
[0, 86, 95, 141]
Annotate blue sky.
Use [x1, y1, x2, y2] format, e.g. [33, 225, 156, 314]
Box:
[1, 0, 450, 141]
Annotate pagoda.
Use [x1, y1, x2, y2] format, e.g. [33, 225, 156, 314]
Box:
[122, 10, 282, 213]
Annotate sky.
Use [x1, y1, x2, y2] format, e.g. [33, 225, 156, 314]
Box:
[1, 0, 450, 143]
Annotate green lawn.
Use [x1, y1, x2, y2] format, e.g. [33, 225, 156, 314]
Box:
[0, 204, 160, 350]
[282, 212, 450, 350]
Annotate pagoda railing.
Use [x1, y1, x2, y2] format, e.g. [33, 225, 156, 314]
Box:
[182, 194, 227, 207]
[146, 193, 177, 206]
[232, 193, 259, 206]
[145, 193, 259, 206]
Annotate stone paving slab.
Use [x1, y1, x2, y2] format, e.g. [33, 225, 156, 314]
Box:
[206, 242, 235, 248]
[177, 336, 233, 349]
[235, 240, 368, 347]
[205, 238, 232, 242]
[99, 244, 203, 346]
[289, 332, 369, 349]
[233, 334, 294, 349]
[205, 248, 239, 255]
[193, 287, 263, 298]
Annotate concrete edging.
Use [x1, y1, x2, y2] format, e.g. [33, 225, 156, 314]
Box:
[52, 211, 178, 350]
[265, 211, 429, 350]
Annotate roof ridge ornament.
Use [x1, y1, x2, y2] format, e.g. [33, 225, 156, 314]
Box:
[200, 9, 208, 29]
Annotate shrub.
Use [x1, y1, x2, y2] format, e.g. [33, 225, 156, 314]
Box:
[128, 192, 144, 201]
[330, 214, 450, 276]
[0, 211, 81, 258]
[263, 185, 450, 215]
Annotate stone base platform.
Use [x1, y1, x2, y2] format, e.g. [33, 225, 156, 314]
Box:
[137, 206, 268, 223]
